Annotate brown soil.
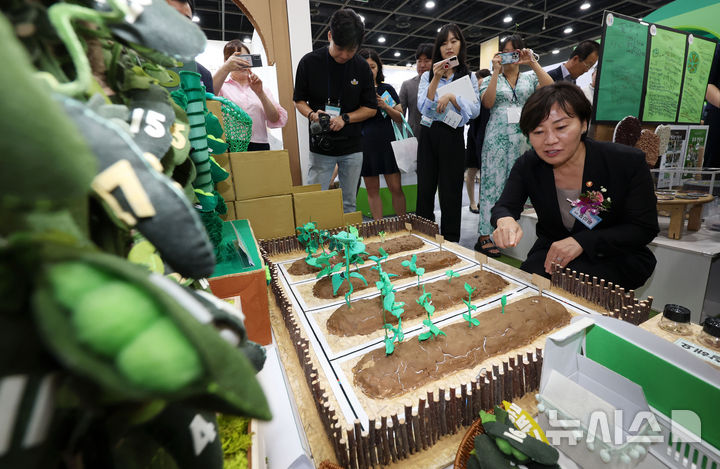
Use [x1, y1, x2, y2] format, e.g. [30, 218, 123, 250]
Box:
[327, 270, 509, 337]
[312, 251, 460, 299]
[287, 235, 425, 276]
[352, 296, 570, 399]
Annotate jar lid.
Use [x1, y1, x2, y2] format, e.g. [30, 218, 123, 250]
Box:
[663, 304, 690, 323]
[702, 317, 720, 338]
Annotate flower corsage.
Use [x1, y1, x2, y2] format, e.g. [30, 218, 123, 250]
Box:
[569, 185, 611, 215]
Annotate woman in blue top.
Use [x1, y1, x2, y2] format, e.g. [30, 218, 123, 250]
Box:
[416, 24, 480, 242]
[358, 48, 406, 220]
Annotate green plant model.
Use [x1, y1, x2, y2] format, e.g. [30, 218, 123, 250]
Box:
[330, 230, 368, 307]
[462, 282, 480, 327]
[417, 284, 444, 342]
[368, 247, 389, 272]
[375, 270, 403, 355]
[401, 254, 425, 288]
[501, 294, 507, 314]
[445, 269, 459, 282]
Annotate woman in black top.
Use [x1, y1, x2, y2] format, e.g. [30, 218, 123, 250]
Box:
[358, 49, 406, 220]
[491, 83, 658, 289]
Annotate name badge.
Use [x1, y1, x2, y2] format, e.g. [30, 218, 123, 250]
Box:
[420, 115, 433, 127]
[570, 206, 602, 229]
[325, 104, 341, 117]
[507, 107, 521, 124]
[442, 109, 462, 128]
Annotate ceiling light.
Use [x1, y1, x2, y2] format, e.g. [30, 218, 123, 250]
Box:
[394, 51, 401, 57]
[503, 15, 513, 23]
[552, 49, 560, 54]
[425, 1, 435, 9]
[243, 37, 251, 44]
[359, 15, 365, 22]
[564, 27, 573, 34]
[580, 2, 591, 10]
[191, 15, 200, 23]
[437, 27, 441, 32]
[378, 36, 386, 43]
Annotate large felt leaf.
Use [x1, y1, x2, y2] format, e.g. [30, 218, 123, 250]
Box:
[349, 271, 367, 285]
[331, 272, 344, 295]
[0, 15, 96, 211]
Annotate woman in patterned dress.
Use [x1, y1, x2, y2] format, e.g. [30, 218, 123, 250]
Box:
[475, 35, 553, 256]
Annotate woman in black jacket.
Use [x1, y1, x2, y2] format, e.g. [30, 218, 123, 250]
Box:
[491, 83, 658, 289]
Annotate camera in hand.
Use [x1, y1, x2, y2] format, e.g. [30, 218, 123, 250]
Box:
[310, 113, 333, 151]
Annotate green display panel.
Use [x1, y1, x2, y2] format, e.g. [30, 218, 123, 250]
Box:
[642, 28, 687, 122]
[356, 185, 417, 218]
[211, 219, 263, 277]
[585, 325, 720, 451]
[595, 16, 648, 122]
[678, 38, 718, 123]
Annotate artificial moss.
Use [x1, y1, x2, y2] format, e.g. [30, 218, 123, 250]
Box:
[218, 414, 252, 469]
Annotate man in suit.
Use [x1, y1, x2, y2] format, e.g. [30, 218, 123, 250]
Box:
[399, 43, 433, 137]
[547, 40, 600, 84]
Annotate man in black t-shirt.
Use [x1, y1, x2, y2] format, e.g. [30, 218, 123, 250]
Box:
[293, 8, 377, 213]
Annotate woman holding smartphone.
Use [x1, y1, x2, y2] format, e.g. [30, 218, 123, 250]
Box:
[475, 35, 553, 256]
[213, 39, 287, 151]
[416, 24, 480, 243]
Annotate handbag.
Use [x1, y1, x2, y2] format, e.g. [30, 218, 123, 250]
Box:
[390, 116, 418, 174]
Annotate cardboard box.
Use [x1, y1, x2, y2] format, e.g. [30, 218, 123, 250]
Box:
[343, 211, 363, 226]
[230, 150, 293, 201]
[293, 189, 344, 230]
[219, 202, 236, 221]
[235, 195, 295, 240]
[209, 220, 270, 345]
[206, 99, 224, 133]
[290, 184, 322, 194]
[213, 152, 235, 201]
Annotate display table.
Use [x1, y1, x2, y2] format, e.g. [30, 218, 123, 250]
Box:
[502, 209, 720, 323]
[656, 193, 714, 239]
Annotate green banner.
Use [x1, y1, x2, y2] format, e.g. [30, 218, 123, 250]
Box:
[643, 28, 687, 122]
[678, 39, 717, 123]
[595, 16, 648, 122]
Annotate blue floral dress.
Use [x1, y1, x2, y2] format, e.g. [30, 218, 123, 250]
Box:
[477, 71, 539, 235]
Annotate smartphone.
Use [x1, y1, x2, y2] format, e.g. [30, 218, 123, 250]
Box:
[434, 55, 460, 70]
[235, 53, 262, 67]
[498, 51, 520, 64]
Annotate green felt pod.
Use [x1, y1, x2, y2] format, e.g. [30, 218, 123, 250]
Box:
[472, 434, 514, 469]
[32, 245, 271, 419]
[47, 261, 113, 310]
[72, 280, 161, 357]
[116, 317, 202, 392]
[483, 421, 559, 465]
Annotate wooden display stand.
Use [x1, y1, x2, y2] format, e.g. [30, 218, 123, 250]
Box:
[656, 194, 714, 239]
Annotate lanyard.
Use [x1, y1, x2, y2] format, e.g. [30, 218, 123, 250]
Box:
[501, 74, 519, 103]
[326, 50, 349, 107]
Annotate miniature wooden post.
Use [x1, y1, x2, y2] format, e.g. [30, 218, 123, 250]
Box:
[532, 273, 551, 296]
[404, 222, 412, 232]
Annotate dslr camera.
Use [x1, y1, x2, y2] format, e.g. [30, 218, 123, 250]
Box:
[310, 113, 333, 151]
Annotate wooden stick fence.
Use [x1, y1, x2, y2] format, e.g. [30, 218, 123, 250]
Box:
[549, 263, 653, 325]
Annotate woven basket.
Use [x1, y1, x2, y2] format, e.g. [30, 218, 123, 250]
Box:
[318, 460, 343, 469]
[453, 418, 486, 469]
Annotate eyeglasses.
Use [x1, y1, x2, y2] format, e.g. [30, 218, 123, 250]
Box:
[581, 60, 595, 71]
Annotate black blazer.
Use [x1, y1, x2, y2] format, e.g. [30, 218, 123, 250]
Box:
[547, 65, 564, 82]
[491, 139, 659, 261]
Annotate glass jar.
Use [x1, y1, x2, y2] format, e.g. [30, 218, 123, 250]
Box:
[698, 317, 720, 351]
[658, 304, 691, 336]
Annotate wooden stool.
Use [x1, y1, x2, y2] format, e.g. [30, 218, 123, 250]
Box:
[656, 194, 714, 239]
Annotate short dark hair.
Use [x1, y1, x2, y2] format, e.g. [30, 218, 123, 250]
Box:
[569, 40, 600, 61]
[223, 39, 250, 61]
[415, 43, 433, 60]
[500, 34, 526, 51]
[357, 48, 384, 85]
[477, 69, 491, 80]
[329, 8, 364, 50]
[519, 82, 592, 136]
[429, 24, 469, 82]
